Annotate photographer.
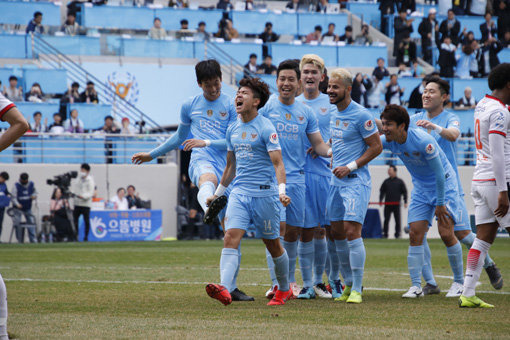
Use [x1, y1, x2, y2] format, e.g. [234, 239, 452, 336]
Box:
[50, 188, 73, 241]
[0, 172, 10, 240]
[11, 173, 37, 243]
[71, 163, 95, 241]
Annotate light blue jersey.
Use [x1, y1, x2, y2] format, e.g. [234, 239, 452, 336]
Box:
[260, 97, 320, 184]
[296, 93, 335, 177]
[181, 93, 237, 166]
[330, 100, 378, 187]
[226, 114, 281, 197]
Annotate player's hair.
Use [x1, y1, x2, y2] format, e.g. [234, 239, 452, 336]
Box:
[488, 63, 510, 91]
[380, 104, 410, 131]
[195, 59, 222, 83]
[238, 77, 270, 109]
[277, 59, 301, 80]
[329, 68, 353, 87]
[426, 76, 450, 95]
[81, 163, 91, 171]
[300, 54, 325, 74]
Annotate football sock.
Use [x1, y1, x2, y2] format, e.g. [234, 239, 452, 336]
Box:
[325, 251, 331, 280]
[230, 244, 241, 292]
[447, 242, 464, 284]
[273, 250, 290, 292]
[348, 238, 366, 293]
[265, 247, 278, 288]
[327, 239, 340, 285]
[313, 238, 327, 286]
[282, 240, 298, 283]
[459, 232, 495, 268]
[422, 235, 437, 286]
[197, 181, 216, 216]
[408, 245, 424, 287]
[298, 240, 314, 288]
[0, 273, 7, 340]
[219, 248, 239, 292]
[463, 238, 491, 297]
[335, 239, 353, 287]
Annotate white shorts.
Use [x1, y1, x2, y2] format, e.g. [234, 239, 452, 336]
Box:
[471, 182, 510, 228]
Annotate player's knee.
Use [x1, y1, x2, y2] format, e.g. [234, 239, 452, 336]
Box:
[409, 228, 424, 246]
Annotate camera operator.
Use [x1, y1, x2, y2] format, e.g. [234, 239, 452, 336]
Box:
[50, 188, 73, 241]
[71, 163, 95, 241]
[11, 173, 37, 243]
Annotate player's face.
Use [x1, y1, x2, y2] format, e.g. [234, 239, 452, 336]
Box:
[235, 86, 258, 114]
[301, 63, 323, 93]
[277, 69, 299, 100]
[199, 77, 222, 101]
[327, 77, 349, 105]
[422, 83, 445, 111]
[381, 118, 402, 142]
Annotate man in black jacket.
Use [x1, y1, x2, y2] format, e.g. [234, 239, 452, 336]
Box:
[418, 8, 439, 64]
[477, 37, 503, 77]
[408, 77, 427, 109]
[379, 165, 407, 238]
[480, 12, 498, 43]
[379, 0, 396, 35]
[394, 10, 414, 56]
[439, 9, 461, 45]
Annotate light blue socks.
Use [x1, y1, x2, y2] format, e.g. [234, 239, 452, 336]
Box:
[220, 248, 239, 292]
[335, 239, 353, 287]
[313, 238, 327, 286]
[421, 234, 437, 286]
[298, 240, 314, 288]
[266, 248, 278, 288]
[283, 240, 298, 283]
[273, 250, 290, 292]
[230, 244, 241, 292]
[348, 238, 366, 293]
[408, 245, 424, 287]
[327, 239, 340, 285]
[446, 242, 464, 284]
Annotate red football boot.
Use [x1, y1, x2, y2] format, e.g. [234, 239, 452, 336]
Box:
[206, 283, 232, 306]
[267, 289, 293, 306]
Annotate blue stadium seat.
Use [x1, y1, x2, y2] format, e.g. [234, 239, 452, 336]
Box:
[0, 34, 30, 59]
[154, 8, 224, 31]
[23, 68, 67, 94]
[0, 1, 61, 26]
[80, 5, 154, 30]
[41, 36, 101, 56]
[68, 103, 113, 130]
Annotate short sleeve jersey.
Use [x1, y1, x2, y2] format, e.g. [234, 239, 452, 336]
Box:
[381, 128, 458, 191]
[260, 97, 320, 184]
[180, 93, 237, 165]
[472, 95, 510, 182]
[330, 100, 378, 187]
[410, 110, 463, 193]
[296, 93, 335, 177]
[226, 114, 281, 197]
[0, 93, 15, 121]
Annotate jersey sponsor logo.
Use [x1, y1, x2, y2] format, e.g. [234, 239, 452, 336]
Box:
[364, 120, 373, 131]
[285, 113, 292, 120]
[200, 120, 221, 130]
[269, 133, 279, 144]
[191, 111, 202, 115]
[207, 109, 213, 117]
[219, 111, 229, 120]
[425, 143, 435, 154]
[276, 122, 299, 133]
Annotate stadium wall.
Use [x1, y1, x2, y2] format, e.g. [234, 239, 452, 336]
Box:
[0, 163, 178, 243]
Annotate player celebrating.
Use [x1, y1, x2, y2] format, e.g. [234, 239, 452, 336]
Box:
[0, 92, 30, 340]
[260, 60, 332, 299]
[379, 104, 464, 299]
[459, 63, 510, 308]
[296, 54, 338, 298]
[132, 60, 252, 302]
[205, 77, 293, 306]
[327, 68, 382, 304]
[410, 76, 502, 297]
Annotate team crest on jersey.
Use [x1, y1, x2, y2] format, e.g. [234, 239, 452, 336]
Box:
[269, 133, 279, 144]
[297, 115, 305, 124]
[250, 133, 258, 141]
[207, 109, 213, 117]
[364, 120, 373, 130]
[285, 113, 292, 120]
[452, 120, 460, 127]
[336, 120, 340, 127]
[242, 132, 247, 139]
[343, 122, 349, 129]
[219, 111, 228, 120]
[425, 143, 435, 154]
[320, 107, 327, 113]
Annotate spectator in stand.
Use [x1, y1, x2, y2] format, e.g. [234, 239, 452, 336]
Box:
[126, 185, 143, 209]
[410, 60, 425, 77]
[408, 76, 427, 108]
[397, 63, 413, 77]
[315, 0, 329, 13]
[373, 58, 390, 79]
[168, 0, 189, 7]
[26, 11, 44, 35]
[61, 82, 80, 104]
[25, 83, 45, 103]
[385, 74, 404, 105]
[224, 19, 239, 40]
[437, 35, 456, 78]
[469, 40, 481, 77]
[179, 19, 189, 31]
[338, 25, 354, 44]
[351, 73, 371, 107]
[195, 21, 210, 41]
[379, 0, 397, 36]
[121, 117, 134, 134]
[110, 188, 129, 210]
[306, 25, 323, 43]
[256, 55, 277, 75]
[495, 0, 510, 40]
[244, 0, 254, 10]
[30, 112, 48, 133]
[11, 173, 37, 243]
[80, 81, 98, 104]
[243, 53, 258, 77]
[398, 0, 416, 12]
[439, 9, 461, 45]
[216, 0, 233, 10]
[61, 13, 80, 36]
[354, 24, 373, 45]
[418, 8, 439, 65]
[456, 43, 477, 78]
[0, 172, 9, 240]
[98, 115, 119, 134]
[501, 30, 510, 47]
[214, 18, 238, 41]
[379, 165, 407, 239]
[48, 113, 64, 134]
[3, 76, 23, 102]
[259, 22, 279, 57]
[366, 74, 385, 108]
[460, 30, 475, 46]
[396, 33, 416, 67]
[321, 23, 338, 42]
[480, 12, 497, 43]
[50, 188, 73, 241]
[64, 109, 84, 133]
[286, 0, 300, 11]
[477, 37, 503, 77]
[394, 10, 414, 57]
[148, 18, 167, 40]
[456, 86, 477, 108]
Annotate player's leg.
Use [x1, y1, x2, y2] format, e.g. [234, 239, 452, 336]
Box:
[344, 220, 365, 303]
[383, 205, 391, 238]
[0, 273, 7, 340]
[265, 218, 284, 298]
[403, 220, 428, 298]
[421, 233, 440, 295]
[297, 227, 315, 299]
[325, 225, 342, 298]
[264, 236, 292, 306]
[394, 206, 402, 239]
[197, 173, 218, 215]
[312, 227, 330, 298]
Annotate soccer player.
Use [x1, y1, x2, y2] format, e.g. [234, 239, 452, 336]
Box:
[410, 76, 502, 297]
[459, 63, 510, 308]
[260, 60, 332, 299]
[379, 104, 464, 299]
[327, 68, 382, 304]
[295, 54, 337, 298]
[131, 60, 252, 301]
[204, 77, 293, 306]
[0, 92, 29, 340]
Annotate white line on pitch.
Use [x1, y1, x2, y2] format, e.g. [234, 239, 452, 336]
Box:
[4, 278, 510, 295]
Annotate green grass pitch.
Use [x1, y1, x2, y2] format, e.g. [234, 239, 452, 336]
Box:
[1, 238, 509, 339]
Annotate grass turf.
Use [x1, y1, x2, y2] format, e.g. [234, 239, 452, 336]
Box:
[1, 238, 509, 339]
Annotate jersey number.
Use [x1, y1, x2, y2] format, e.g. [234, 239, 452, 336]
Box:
[474, 119, 482, 150]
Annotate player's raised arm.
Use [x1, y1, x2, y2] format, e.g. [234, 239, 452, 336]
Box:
[269, 149, 291, 207]
[182, 138, 227, 151]
[0, 106, 29, 152]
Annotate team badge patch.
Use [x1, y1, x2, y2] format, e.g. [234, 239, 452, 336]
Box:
[343, 122, 349, 129]
[207, 110, 213, 117]
[452, 120, 460, 127]
[219, 111, 228, 120]
[250, 133, 258, 141]
[297, 116, 305, 124]
[364, 120, 373, 130]
[269, 133, 279, 144]
[425, 143, 435, 154]
[320, 107, 328, 114]
[285, 113, 292, 120]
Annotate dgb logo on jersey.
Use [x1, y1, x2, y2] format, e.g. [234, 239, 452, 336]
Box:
[285, 113, 292, 121]
[207, 109, 213, 117]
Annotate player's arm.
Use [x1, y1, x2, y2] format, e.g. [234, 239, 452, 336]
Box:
[182, 138, 227, 151]
[427, 154, 451, 224]
[332, 133, 383, 179]
[0, 106, 29, 152]
[269, 150, 291, 207]
[206, 151, 236, 205]
[415, 119, 460, 141]
[375, 118, 383, 133]
[489, 130, 509, 217]
[307, 132, 332, 157]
